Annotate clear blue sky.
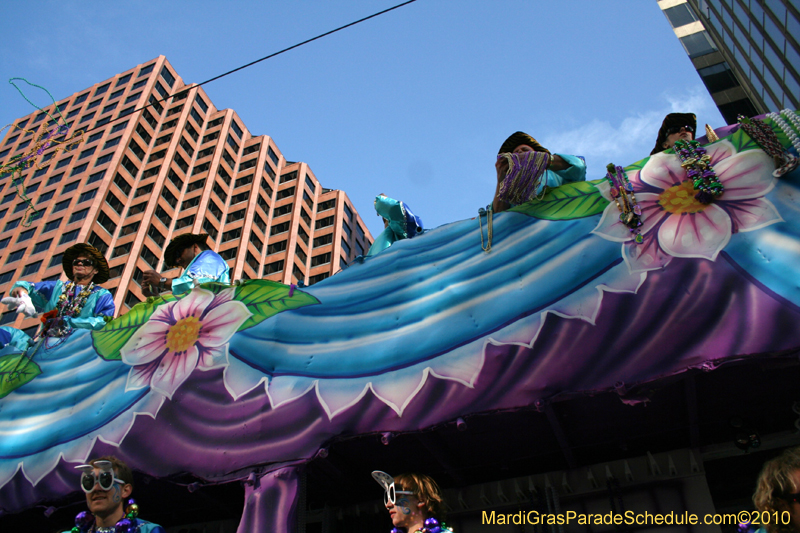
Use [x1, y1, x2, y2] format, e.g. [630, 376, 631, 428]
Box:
[0, 0, 724, 239]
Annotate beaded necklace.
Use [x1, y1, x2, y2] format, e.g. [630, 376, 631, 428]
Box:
[72, 498, 140, 533]
[743, 113, 799, 177]
[604, 164, 643, 244]
[44, 281, 95, 338]
[673, 139, 723, 204]
[390, 516, 453, 533]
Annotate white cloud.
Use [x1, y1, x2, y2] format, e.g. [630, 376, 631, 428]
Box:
[539, 86, 721, 167]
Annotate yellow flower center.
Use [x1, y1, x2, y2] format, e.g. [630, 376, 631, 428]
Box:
[165, 315, 202, 353]
[657, 180, 708, 214]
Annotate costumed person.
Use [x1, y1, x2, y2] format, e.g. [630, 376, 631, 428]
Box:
[64, 456, 165, 533]
[367, 194, 424, 256]
[0, 243, 114, 350]
[372, 471, 453, 533]
[650, 112, 697, 154]
[492, 131, 587, 213]
[141, 233, 230, 297]
[747, 446, 800, 533]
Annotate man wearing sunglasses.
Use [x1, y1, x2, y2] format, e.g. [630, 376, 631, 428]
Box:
[63, 456, 164, 533]
[1, 243, 115, 350]
[650, 113, 697, 155]
[752, 446, 800, 533]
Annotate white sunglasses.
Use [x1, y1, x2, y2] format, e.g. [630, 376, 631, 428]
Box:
[75, 460, 125, 493]
[372, 470, 413, 505]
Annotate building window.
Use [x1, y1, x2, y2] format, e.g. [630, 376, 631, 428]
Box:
[268, 147, 279, 166]
[120, 221, 140, 236]
[265, 259, 284, 274]
[97, 211, 115, 234]
[45, 173, 64, 188]
[112, 242, 133, 258]
[313, 233, 332, 248]
[231, 191, 249, 205]
[116, 73, 132, 86]
[274, 203, 292, 217]
[316, 216, 334, 229]
[95, 153, 114, 167]
[161, 187, 178, 208]
[69, 208, 88, 224]
[295, 247, 307, 264]
[267, 240, 287, 255]
[86, 170, 105, 184]
[141, 246, 158, 269]
[88, 232, 108, 254]
[160, 67, 176, 87]
[280, 171, 297, 183]
[195, 95, 208, 113]
[175, 214, 195, 229]
[70, 163, 88, 176]
[5, 249, 24, 264]
[102, 102, 118, 114]
[147, 225, 165, 247]
[254, 214, 267, 233]
[129, 140, 146, 161]
[270, 222, 289, 236]
[311, 252, 331, 266]
[219, 247, 237, 260]
[277, 186, 295, 200]
[309, 272, 329, 285]
[222, 228, 242, 242]
[341, 239, 351, 257]
[21, 261, 42, 277]
[74, 92, 89, 105]
[52, 199, 71, 213]
[698, 62, 740, 94]
[16, 228, 35, 243]
[106, 193, 125, 214]
[318, 199, 335, 212]
[49, 252, 65, 268]
[679, 31, 717, 58]
[111, 120, 129, 134]
[203, 219, 218, 240]
[227, 209, 245, 223]
[42, 218, 61, 233]
[78, 189, 97, 203]
[94, 82, 111, 96]
[125, 291, 141, 309]
[663, 4, 697, 28]
[249, 232, 263, 252]
[135, 183, 154, 198]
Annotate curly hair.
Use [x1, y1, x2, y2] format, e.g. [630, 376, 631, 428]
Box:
[394, 472, 446, 520]
[89, 455, 134, 488]
[753, 446, 800, 533]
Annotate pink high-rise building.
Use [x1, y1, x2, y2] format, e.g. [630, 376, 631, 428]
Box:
[0, 56, 373, 334]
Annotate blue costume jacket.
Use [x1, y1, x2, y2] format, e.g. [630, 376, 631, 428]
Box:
[171, 250, 230, 295]
[0, 280, 114, 351]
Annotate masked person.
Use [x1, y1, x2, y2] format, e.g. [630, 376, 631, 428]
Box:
[141, 233, 230, 297]
[650, 113, 697, 154]
[372, 470, 453, 533]
[65, 456, 165, 533]
[1, 243, 114, 350]
[492, 131, 587, 213]
[367, 194, 424, 256]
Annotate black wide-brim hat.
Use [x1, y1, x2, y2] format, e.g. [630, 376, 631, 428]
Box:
[62, 243, 110, 284]
[164, 233, 209, 268]
[498, 131, 551, 155]
[651, 113, 697, 155]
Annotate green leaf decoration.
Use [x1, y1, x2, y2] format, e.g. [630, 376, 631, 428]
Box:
[763, 116, 793, 150]
[623, 155, 650, 173]
[0, 353, 41, 399]
[91, 294, 178, 361]
[232, 280, 320, 331]
[509, 180, 609, 220]
[728, 126, 760, 153]
[195, 281, 231, 295]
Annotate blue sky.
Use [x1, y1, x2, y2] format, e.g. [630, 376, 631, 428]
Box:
[0, 0, 725, 239]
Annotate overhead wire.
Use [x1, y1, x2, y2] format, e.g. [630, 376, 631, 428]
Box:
[68, 0, 419, 137]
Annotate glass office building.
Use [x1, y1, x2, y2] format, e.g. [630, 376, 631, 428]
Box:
[658, 0, 799, 123]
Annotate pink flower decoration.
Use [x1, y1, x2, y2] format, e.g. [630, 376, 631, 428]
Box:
[122, 288, 251, 399]
[592, 140, 782, 273]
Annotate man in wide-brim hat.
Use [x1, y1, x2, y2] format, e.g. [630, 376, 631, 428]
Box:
[1, 243, 115, 349]
[142, 232, 230, 297]
[650, 113, 697, 155]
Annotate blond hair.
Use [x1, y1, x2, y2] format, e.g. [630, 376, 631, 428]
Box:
[753, 446, 800, 533]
